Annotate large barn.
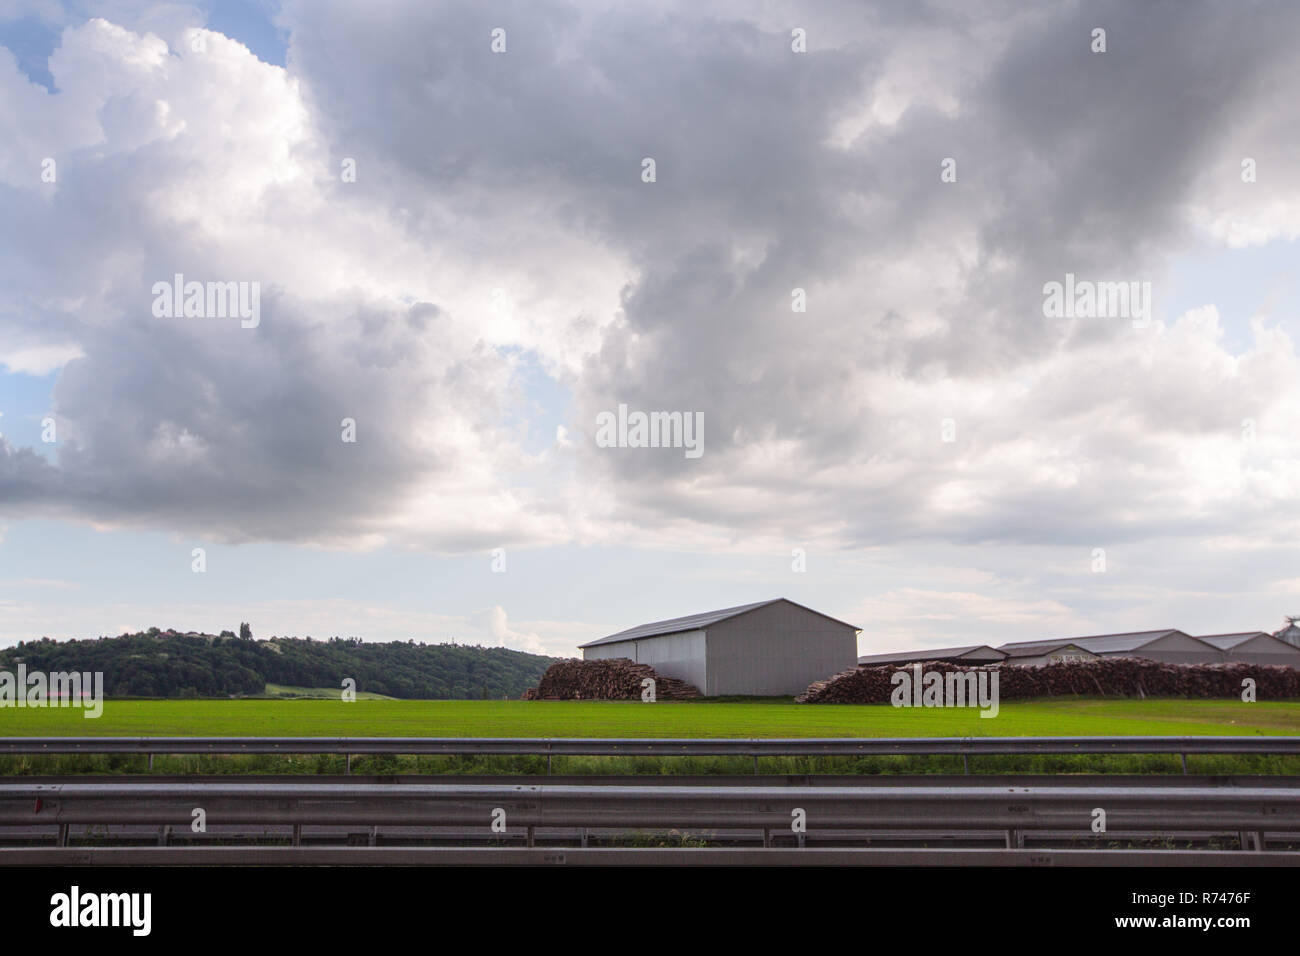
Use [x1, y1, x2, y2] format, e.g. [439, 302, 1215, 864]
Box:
[579, 598, 860, 696]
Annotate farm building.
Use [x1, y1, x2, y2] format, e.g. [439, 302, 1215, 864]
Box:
[1274, 618, 1300, 648]
[998, 641, 1099, 668]
[1198, 632, 1300, 667]
[857, 645, 1007, 667]
[579, 598, 860, 696]
[998, 629, 1221, 665]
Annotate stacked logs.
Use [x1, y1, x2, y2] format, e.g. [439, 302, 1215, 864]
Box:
[522, 658, 702, 700]
[797, 657, 1300, 703]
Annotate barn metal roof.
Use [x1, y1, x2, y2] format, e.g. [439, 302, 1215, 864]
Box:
[998, 641, 1097, 660]
[857, 645, 1007, 665]
[579, 598, 859, 649]
[1198, 631, 1291, 651]
[998, 629, 1193, 654]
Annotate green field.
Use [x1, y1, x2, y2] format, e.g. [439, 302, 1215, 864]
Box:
[257, 684, 395, 700]
[4, 696, 1299, 737]
[5, 698, 1298, 776]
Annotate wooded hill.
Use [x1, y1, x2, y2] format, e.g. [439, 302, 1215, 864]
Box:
[0, 627, 560, 699]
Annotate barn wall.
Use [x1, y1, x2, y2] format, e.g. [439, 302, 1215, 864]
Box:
[581, 629, 708, 691]
[956, 651, 1012, 665]
[1004, 655, 1053, 668]
[705, 602, 858, 696]
[1276, 626, 1300, 649]
[1007, 648, 1099, 668]
[1218, 637, 1300, 668]
[1102, 632, 1220, 665]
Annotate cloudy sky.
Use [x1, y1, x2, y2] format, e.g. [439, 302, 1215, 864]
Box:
[0, 0, 1298, 657]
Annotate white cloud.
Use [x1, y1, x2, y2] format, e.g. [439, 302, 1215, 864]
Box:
[0, 343, 84, 374]
[0, 0, 1298, 571]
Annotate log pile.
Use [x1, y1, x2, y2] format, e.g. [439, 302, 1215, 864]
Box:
[522, 658, 702, 700]
[797, 657, 1300, 703]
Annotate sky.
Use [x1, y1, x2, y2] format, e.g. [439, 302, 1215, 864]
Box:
[0, 0, 1298, 658]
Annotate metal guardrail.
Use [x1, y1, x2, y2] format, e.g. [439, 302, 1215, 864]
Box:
[7, 738, 1296, 861]
[4, 781, 1298, 842]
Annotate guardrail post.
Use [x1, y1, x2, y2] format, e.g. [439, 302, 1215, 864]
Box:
[345, 754, 351, 775]
[1180, 753, 1187, 774]
[753, 754, 758, 775]
[546, 754, 551, 776]
[1236, 830, 1266, 852]
[580, 828, 588, 848]
[147, 753, 153, 772]
[158, 825, 171, 847]
[292, 824, 302, 847]
[369, 826, 377, 847]
[57, 823, 68, 847]
[762, 828, 771, 848]
[526, 825, 535, 848]
[963, 754, 969, 774]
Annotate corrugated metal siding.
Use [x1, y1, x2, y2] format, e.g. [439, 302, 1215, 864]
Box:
[704, 602, 858, 696]
[580, 629, 707, 691]
[581, 643, 627, 662]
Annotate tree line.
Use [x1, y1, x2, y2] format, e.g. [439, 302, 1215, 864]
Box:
[0, 626, 561, 699]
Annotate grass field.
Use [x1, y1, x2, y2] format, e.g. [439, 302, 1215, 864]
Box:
[3, 696, 1298, 737]
[257, 684, 395, 700]
[6, 698, 1298, 775]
